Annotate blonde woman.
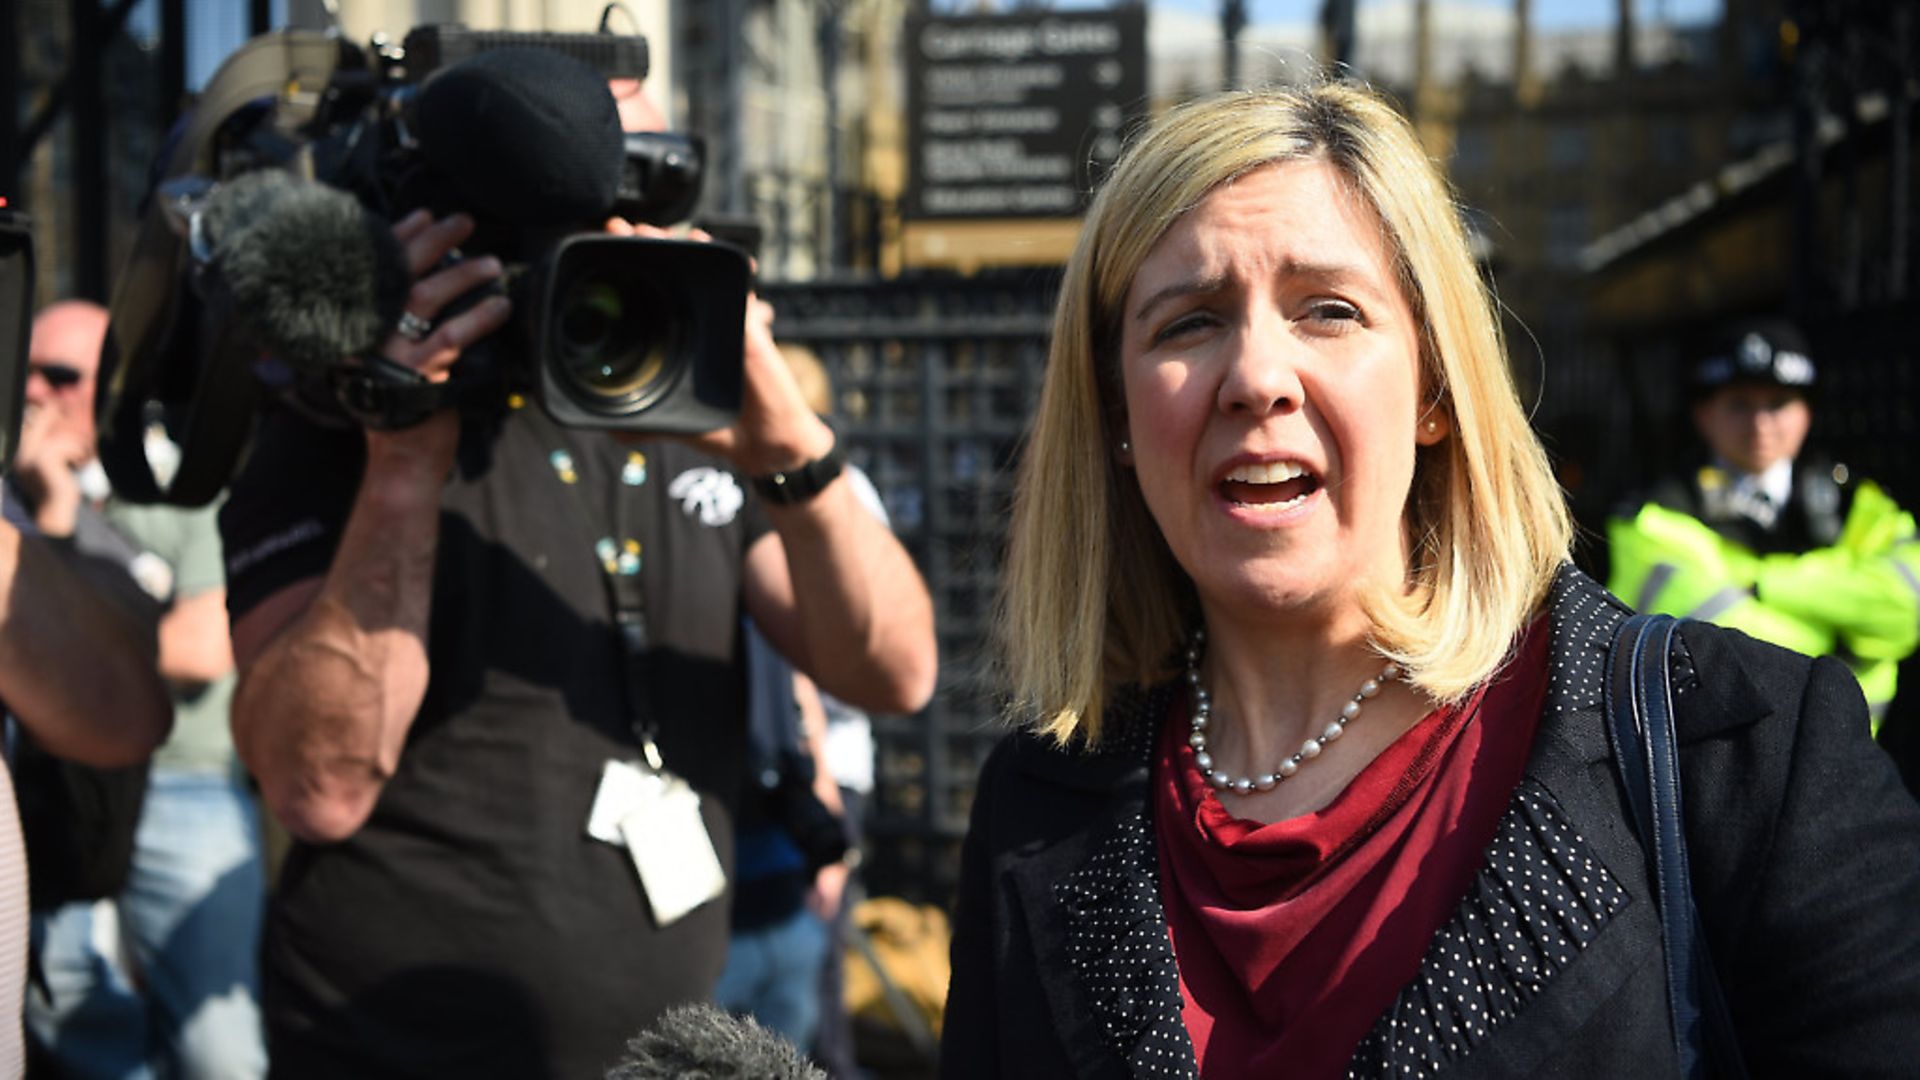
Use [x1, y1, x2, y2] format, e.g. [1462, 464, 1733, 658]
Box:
[941, 83, 1920, 1078]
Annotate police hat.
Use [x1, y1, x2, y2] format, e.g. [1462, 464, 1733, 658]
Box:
[1689, 320, 1817, 400]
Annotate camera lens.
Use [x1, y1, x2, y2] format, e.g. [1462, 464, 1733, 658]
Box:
[554, 272, 669, 406]
[535, 234, 747, 432]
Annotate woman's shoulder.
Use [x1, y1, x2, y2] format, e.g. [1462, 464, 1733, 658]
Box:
[1545, 565, 1843, 747]
[1660, 618, 1904, 892]
[1668, 618, 1852, 747]
[980, 682, 1172, 792]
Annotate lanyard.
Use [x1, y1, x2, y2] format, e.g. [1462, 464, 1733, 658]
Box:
[526, 409, 663, 766]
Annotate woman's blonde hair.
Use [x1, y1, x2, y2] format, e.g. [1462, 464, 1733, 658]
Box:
[997, 81, 1572, 746]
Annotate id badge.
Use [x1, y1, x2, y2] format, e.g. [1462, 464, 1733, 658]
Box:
[587, 757, 727, 927]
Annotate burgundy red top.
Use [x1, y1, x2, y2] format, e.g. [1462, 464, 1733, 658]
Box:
[1153, 623, 1549, 1079]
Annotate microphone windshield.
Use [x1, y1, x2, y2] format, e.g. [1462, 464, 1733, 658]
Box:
[414, 47, 626, 228]
[208, 170, 411, 370]
[605, 1004, 826, 1080]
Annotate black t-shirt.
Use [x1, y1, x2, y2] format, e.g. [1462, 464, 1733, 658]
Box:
[221, 402, 770, 1080]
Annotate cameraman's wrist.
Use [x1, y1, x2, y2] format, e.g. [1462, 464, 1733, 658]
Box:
[750, 419, 847, 507]
[743, 414, 835, 478]
[362, 430, 455, 500]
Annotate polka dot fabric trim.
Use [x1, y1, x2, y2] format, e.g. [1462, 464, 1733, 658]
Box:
[1539, 567, 1701, 720]
[1542, 568, 1630, 719]
[1346, 778, 1630, 1077]
[1057, 682, 1199, 1077]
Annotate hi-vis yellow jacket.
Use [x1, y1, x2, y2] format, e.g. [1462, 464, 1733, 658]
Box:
[1609, 481, 1920, 733]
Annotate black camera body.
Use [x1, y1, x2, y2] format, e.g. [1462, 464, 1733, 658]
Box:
[98, 24, 749, 507]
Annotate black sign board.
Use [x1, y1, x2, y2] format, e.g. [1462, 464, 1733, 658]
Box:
[904, 8, 1148, 220]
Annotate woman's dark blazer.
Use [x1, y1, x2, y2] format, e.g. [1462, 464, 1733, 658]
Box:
[942, 568, 1920, 1078]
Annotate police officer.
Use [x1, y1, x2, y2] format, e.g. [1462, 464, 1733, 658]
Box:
[1609, 319, 1920, 731]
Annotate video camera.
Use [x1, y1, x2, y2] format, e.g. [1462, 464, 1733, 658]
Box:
[99, 23, 751, 507]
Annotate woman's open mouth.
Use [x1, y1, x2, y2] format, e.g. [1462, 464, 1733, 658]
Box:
[1218, 461, 1321, 510]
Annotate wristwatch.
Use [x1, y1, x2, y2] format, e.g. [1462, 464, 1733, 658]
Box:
[751, 435, 847, 505]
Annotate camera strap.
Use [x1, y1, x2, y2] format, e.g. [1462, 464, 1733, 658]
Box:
[525, 410, 664, 764]
[328, 358, 497, 433]
[602, 562, 662, 767]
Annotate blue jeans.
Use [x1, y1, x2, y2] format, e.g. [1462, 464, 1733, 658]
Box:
[26, 767, 268, 1079]
[713, 905, 832, 1050]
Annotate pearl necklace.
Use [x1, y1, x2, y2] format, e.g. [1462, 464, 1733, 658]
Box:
[1185, 629, 1403, 796]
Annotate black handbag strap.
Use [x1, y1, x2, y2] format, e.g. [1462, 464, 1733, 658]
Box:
[1603, 613, 1748, 1080]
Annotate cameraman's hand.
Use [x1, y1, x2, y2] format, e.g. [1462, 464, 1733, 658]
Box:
[599, 219, 832, 473]
[367, 211, 512, 479]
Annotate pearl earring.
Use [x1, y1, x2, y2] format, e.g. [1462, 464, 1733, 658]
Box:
[1423, 419, 1438, 434]
[1119, 439, 1132, 455]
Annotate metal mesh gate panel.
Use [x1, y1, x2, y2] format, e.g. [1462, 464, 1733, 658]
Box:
[762, 270, 1060, 907]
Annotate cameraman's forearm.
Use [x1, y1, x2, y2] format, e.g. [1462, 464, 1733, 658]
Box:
[756, 482, 937, 714]
[0, 521, 170, 764]
[233, 451, 443, 843]
[234, 598, 428, 843]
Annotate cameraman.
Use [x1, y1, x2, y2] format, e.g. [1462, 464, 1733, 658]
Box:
[217, 74, 936, 1079]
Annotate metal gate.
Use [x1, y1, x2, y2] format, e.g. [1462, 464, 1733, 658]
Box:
[762, 270, 1060, 907]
